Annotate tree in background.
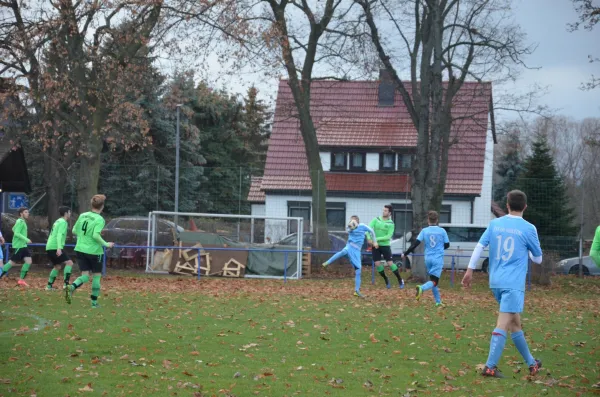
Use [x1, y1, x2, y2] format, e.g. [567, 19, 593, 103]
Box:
[243, 86, 271, 176]
[516, 133, 577, 241]
[568, 0, 599, 90]
[494, 129, 524, 203]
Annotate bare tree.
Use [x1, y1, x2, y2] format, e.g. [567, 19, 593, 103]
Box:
[568, 0, 600, 90]
[223, 0, 374, 250]
[356, 0, 536, 279]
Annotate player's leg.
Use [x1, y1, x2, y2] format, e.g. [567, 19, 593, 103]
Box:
[47, 265, 61, 291]
[91, 272, 102, 308]
[429, 275, 443, 305]
[63, 259, 74, 288]
[505, 291, 542, 374]
[415, 260, 434, 300]
[482, 289, 511, 378]
[66, 253, 91, 304]
[349, 249, 364, 297]
[385, 246, 404, 288]
[18, 250, 33, 286]
[323, 248, 348, 267]
[374, 248, 390, 288]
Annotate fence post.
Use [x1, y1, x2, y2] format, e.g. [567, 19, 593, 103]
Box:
[197, 248, 202, 280]
[102, 247, 107, 276]
[450, 255, 455, 287]
[284, 252, 288, 284]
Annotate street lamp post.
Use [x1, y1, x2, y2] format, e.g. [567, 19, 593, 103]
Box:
[175, 104, 183, 227]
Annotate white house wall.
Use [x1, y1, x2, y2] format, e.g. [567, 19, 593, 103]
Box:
[473, 121, 495, 224]
[319, 152, 331, 171]
[251, 204, 265, 217]
[260, 194, 479, 243]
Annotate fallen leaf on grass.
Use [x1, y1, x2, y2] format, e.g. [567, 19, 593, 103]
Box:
[452, 322, 464, 331]
[182, 371, 194, 377]
[78, 384, 93, 392]
[0, 379, 10, 384]
[162, 360, 172, 370]
[119, 355, 129, 360]
[418, 362, 428, 366]
[190, 351, 200, 356]
[8, 357, 17, 362]
[369, 333, 379, 343]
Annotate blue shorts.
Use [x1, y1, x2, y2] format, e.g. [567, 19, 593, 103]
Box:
[491, 288, 525, 313]
[425, 258, 443, 278]
[347, 247, 361, 269]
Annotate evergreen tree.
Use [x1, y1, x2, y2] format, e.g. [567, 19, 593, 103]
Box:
[494, 130, 524, 203]
[242, 86, 271, 175]
[516, 133, 577, 239]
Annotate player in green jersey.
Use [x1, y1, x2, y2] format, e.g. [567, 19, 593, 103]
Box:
[591, 225, 600, 268]
[0, 207, 33, 286]
[65, 195, 114, 308]
[368, 205, 404, 289]
[45, 206, 74, 291]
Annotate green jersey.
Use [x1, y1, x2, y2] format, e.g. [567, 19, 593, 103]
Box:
[46, 218, 68, 251]
[12, 218, 28, 249]
[72, 211, 109, 255]
[591, 225, 600, 252]
[367, 216, 395, 246]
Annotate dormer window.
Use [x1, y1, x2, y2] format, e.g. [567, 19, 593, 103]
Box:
[380, 153, 395, 171]
[350, 152, 366, 170]
[331, 152, 347, 170]
[398, 153, 413, 170]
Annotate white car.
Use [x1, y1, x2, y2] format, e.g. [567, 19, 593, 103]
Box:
[390, 224, 490, 272]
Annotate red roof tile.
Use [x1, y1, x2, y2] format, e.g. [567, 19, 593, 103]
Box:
[263, 80, 492, 195]
[247, 177, 265, 203]
[260, 173, 410, 193]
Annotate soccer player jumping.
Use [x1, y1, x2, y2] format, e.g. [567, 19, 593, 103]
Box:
[368, 205, 404, 289]
[402, 211, 449, 306]
[0, 207, 33, 286]
[45, 206, 74, 291]
[462, 190, 543, 378]
[66, 195, 114, 308]
[322, 215, 378, 298]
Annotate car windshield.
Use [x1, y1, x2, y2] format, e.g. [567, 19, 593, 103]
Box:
[278, 235, 298, 245]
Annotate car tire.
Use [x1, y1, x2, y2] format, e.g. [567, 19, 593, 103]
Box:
[569, 265, 590, 276]
[481, 259, 489, 273]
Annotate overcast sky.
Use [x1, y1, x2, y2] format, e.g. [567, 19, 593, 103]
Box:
[201, 0, 599, 122]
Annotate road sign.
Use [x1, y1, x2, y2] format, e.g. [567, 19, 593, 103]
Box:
[8, 193, 28, 210]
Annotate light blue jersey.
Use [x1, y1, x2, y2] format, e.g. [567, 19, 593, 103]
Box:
[417, 226, 449, 263]
[478, 215, 542, 292]
[347, 223, 375, 250]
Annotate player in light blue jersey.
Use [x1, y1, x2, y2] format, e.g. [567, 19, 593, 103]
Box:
[402, 211, 450, 306]
[462, 190, 543, 378]
[322, 215, 378, 298]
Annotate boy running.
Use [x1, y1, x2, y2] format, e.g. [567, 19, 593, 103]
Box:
[45, 206, 74, 291]
[402, 211, 449, 306]
[0, 207, 33, 286]
[368, 205, 404, 289]
[462, 190, 543, 378]
[65, 195, 114, 308]
[322, 215, 378, 298]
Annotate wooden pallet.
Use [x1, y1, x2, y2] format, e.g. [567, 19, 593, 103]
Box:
[173, 242, 211, 276]
[302, 248, 311, 278]
[222, 258, 245, 277]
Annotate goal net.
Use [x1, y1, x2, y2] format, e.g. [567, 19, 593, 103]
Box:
[144, 211, 305, 280]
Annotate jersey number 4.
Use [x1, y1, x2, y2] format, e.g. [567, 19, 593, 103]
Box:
[81, 221, 89, 235]
[496, 235, 515, 261]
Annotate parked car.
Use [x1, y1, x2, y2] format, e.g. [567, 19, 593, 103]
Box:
[390, 224, 490, 272]
[102, 216, 184, 247]
[556, 256, 600, 276]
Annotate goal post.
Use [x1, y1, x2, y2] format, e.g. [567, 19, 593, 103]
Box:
[145, 211, 305, 279]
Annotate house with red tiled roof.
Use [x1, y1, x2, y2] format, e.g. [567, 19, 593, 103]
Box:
[249, 73, 498, 242]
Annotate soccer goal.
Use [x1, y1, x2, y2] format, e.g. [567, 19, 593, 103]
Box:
[145, 211, 305, 280]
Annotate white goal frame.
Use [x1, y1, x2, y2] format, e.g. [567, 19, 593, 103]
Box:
[145, 211, 305, 279]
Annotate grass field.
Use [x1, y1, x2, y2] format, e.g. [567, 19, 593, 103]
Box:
[1, 269, 599, 397]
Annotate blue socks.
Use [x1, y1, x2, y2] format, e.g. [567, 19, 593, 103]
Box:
[432, 286, 441, 304]
[512, 331, 536, 366]
[486, 328, 507, 368]
[421, 281, 434, 291]
[354, 267, 361, 292]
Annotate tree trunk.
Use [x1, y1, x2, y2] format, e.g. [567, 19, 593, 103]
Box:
[77, 135, 102, 213]
[44, 146, 67, 225]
